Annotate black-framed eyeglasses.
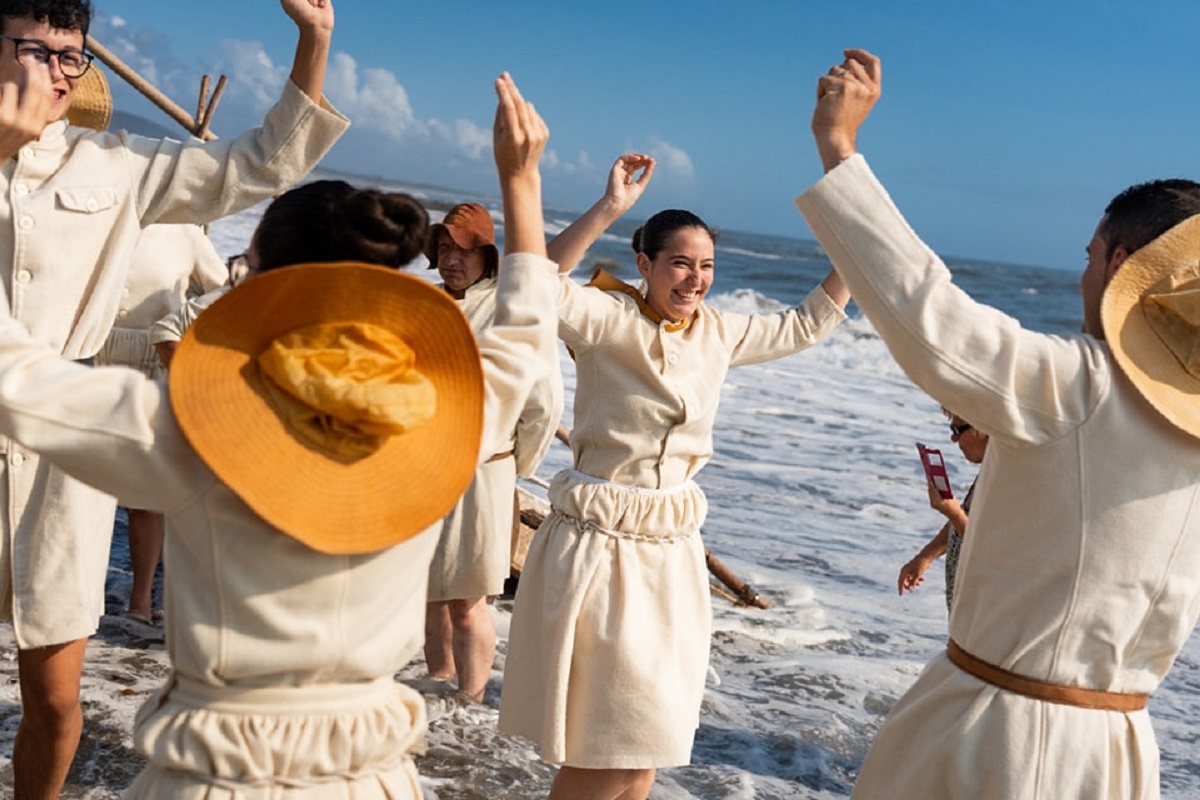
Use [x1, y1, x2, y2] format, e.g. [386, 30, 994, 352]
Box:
[949, 421, 973, 437]
[0, 35, 93, 78]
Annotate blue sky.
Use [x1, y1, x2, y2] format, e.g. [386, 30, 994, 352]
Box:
[89, 1, 1200, 270]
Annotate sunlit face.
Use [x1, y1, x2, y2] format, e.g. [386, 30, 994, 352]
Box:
[636, 226, 715, 323]
[949, 415, 988, 464]
[0, 17, 84, 127]
[436, 230, 487, 299]
[1080, 217, 1127, 339]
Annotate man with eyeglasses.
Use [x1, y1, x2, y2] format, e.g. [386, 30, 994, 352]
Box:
[0, 1, 348, 797]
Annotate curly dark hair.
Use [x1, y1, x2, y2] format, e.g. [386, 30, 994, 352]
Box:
[0, 0, 91, 36]
[252, 180, 430, 273]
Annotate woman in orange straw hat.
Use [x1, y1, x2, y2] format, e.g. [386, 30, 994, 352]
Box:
[0, 72, 556, 798]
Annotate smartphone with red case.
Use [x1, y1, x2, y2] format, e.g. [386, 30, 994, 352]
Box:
[916, 443, 954, 500]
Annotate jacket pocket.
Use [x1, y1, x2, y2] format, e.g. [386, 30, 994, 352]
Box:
[54, 187, 120, 214]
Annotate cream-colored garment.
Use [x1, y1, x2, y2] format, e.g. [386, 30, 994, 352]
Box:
[95, 224, 228, 379]
[796, 154, 1200, 800]
[428, 277, 563, 601]
[150, 285, 230, 347]
[499, 276, 846, 768]
[0, 80, 347, 649]
[0, 253, 559, 796]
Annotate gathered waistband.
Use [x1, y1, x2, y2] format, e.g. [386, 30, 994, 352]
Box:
[171, 674, 404, 713]
[946, 640, 1149, 713]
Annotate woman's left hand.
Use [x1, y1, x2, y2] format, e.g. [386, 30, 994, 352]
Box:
[602, 153, 655, 214]
[493, 73, 548, 183]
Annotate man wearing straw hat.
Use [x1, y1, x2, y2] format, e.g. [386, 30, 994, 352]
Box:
[794, 49, 1200, 799]
[0, 0, 348, 795]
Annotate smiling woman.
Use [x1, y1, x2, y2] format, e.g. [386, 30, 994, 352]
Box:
[497, 155, 853, 800]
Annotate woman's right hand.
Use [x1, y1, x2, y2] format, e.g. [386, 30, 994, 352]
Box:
[601, 153, 655, 215]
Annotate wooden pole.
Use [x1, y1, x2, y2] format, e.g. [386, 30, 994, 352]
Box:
[705, 549, 771, 609]
[198, 75, 229, 138]
[86, 35, 218, 141]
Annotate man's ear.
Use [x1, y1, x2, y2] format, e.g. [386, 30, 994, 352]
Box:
[1106, 245, 1130, 284]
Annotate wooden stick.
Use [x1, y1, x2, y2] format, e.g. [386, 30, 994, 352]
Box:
[198, 75, 229, 137]
[86, 35, 218, 141]
[710, 581, 739, 605]
[705, 549, 771, 609]
[195, 75, 211, 134]
[554, 424, 570, 447]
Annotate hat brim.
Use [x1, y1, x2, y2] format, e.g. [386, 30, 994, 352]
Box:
[67, 66, 112, 131]
[1101, 214, 1200, 439]
[169, 262, 484, 554]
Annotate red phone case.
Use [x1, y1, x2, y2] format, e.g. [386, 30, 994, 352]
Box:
[917, 443, 954, 500]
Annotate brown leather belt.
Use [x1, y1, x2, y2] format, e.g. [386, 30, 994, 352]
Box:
[946, 639, 1148, 713]
[486, 450, 514, 464]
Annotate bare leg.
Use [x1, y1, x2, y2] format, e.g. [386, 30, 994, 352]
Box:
[549, 767, 656, 800]
[424, 601, 455, 680]
[448, 596, 494, 701]
[14, 639, 88, 800]
[126, 508, 164, 619]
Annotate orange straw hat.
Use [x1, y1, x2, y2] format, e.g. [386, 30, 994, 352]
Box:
[66, 65, 113, 131]
[424, 202, 499, 274]
[1101, 213, 1200, 440]
[169, 262, 484, 554]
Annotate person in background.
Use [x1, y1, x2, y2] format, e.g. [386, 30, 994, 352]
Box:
[897, 411, 989, 609]
[499, 153, 850, 799]
[799, 47, 1200, 799]
[100, 224, 228, 627]
[0, 72, 556, 797]
[422, 202, 562, 702]
[0, 0, 346, 794]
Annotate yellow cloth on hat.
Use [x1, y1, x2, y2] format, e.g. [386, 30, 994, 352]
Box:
[257, 322, 437, 459]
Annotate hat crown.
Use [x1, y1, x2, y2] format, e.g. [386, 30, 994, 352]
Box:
[1101, 214, 1200, 439]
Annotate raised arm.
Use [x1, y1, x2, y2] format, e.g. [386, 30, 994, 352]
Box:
[280, 0, 335, 103]
[546, 153, 655, 274]
[811, 47, 881, 173]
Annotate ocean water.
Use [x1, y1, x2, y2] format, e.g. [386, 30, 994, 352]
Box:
[192, 174, 1200, 799]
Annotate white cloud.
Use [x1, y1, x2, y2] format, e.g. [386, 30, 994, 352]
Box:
[646, 136, 695, 181]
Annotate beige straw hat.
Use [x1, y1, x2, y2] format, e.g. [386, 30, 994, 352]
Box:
[1101, 214, 1200, 439]
[170, 262, 484, 554]
[66, 65, 112, 131]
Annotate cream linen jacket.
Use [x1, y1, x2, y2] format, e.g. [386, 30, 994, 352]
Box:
[797, 155, 1200, 799]
[96, 224, 229, 377]
[459, 276, 563, 474]
[0, 254, 559, 791]
[0, 79, 348, 647]
[558, 276, 846, 488]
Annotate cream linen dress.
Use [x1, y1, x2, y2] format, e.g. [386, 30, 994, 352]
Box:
[95, 225, 228, 379]
[499, 274, 846, 768]
[0, 80, 347, 648]
[0, 254, 559, 797]
[796, 155, 1200, 799]
[428, 277, 563, 601]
